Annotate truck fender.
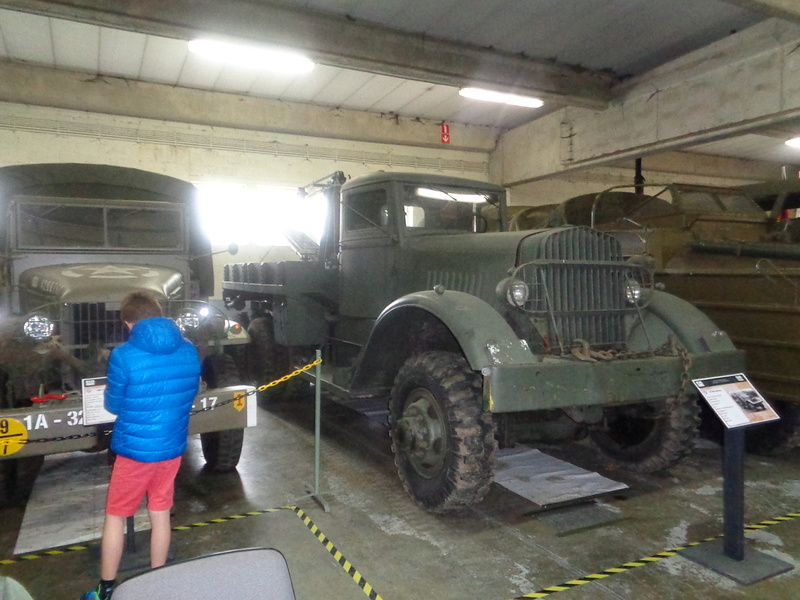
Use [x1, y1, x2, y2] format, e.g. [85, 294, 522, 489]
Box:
[630, 289, 738, 354]
[349, 290, 534, 393]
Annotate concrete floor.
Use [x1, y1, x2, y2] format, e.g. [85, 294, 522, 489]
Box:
[1, 395, 799, 600]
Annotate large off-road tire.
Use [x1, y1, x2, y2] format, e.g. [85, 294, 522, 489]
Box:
[746, 401, 800, 456]
[389, 351, 495, 513]
[0, 455, 44, 506]
[589, 395, 700, 473]
[201, 353, 240, 388]
[200, 428, 245, 472]
[200, 353, 245, 472]
[246, 317, 296, 403]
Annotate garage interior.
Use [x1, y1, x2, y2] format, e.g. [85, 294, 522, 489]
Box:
[1, 1, 800, 599]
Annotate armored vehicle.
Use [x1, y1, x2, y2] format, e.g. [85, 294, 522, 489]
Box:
[0, 164, 254, 496]
[223, 172, 743, 513]
[549, 183, 800, 454]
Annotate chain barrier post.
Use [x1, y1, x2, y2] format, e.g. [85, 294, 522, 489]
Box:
[234, 356, 330, 511]
[309, 349, 329, 512]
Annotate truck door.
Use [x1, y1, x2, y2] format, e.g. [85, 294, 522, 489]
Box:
[339, 185, 398, 322]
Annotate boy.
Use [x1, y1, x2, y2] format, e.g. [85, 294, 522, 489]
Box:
[83, 290, 201, 600]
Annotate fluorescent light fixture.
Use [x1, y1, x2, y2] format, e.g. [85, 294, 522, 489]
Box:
[188, 39, 314, 74]
[785, 137, 800, 148]
[459, 87, 544, 108]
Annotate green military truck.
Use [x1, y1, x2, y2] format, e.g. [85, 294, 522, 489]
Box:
[223, 171, 744, 513]
[0, 163, 254, 497]
[548, 183, 800, 454]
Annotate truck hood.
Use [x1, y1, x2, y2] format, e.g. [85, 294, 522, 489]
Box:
[405, 230, 540, 262]
[18, 263, 183, 303]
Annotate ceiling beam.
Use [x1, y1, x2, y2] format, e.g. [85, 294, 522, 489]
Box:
[495, 19, 800, 185]
[0, 0, 616, 110]
[720, 0, 800, 23]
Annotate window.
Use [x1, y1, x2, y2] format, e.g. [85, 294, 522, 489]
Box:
[343, 189, 388, 232]
[195, 182, 326, 245]
[16, 199, 183, 250]
[402, 185, 501, 233]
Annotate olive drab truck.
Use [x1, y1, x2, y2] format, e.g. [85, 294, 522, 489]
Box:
[0, 163, 255, 499]
[223, 171, 745, 513]
[541, 182, 800, 455]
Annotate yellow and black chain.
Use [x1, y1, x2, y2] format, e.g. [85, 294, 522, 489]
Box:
[255, 357, 322, 394]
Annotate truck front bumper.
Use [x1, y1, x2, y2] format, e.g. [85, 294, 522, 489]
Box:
[484, 349, 746, 413]
[0, 385, 256, 460]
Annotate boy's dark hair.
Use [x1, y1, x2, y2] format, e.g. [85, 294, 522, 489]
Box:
[120, 290, 163, 323]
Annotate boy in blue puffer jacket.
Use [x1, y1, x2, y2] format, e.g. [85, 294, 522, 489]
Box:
[83, 290, 201, 600]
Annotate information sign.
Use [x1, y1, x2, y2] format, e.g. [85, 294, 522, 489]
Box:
[692, 373, 779, 429]
[81, 377, 116, 426]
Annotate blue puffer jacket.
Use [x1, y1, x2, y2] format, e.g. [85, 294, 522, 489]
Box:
[105, 317, 201, 463]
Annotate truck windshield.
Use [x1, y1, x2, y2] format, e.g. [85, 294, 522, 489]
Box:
[678, 190, 763, 214]
[402, 185, 502, 233]
[15, 197, 185, 250]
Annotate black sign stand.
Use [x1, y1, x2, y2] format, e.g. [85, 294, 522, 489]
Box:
[680, 426, 793, 584]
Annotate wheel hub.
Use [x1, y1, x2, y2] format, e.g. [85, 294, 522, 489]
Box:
[395, 389, 446, 478]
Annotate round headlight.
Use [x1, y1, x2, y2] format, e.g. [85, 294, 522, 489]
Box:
[24, 315, 54, 340]
[506, 279, 530, 307]
[625, 278, 643, 305]
[175, 309, 200, 333]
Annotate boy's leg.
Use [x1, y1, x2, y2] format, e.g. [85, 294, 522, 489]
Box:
[145, 457, 180, 569]
[148, 509, 171, 568]
[100, 514, 125, 580]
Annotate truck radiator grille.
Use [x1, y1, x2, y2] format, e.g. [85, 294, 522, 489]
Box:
[61, 303, 126, 360]
[516, 227, 649, 353]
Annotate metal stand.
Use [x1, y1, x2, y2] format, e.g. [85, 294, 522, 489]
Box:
[125, 515, 136, 552]
[302, 349, 330, 512]
[680, 427, 792, 584]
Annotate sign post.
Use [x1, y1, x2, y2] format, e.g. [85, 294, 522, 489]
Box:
[680, 374, 792, 584]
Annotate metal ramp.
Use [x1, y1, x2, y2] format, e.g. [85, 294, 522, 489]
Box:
[493, 446, 628, 534]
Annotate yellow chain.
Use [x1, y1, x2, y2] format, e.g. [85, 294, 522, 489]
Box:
[257, 358, 322, 393]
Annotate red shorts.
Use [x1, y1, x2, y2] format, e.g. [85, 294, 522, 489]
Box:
[106, 455, 182, 517]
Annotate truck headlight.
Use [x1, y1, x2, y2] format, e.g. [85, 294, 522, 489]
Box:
[501, 278, 529, 308]
[175, 309, 200, 333]
[625, 278, 643, 305]
[24, 315, 55, 340]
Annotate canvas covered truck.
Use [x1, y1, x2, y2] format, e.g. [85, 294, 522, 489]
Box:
[545, 183, 800, 455]
[0, 163, 254, 498]
[223, 171, 744, 513]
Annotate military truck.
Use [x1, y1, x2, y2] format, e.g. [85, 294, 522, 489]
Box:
[223, 171, 744, 513]
[0, 163, 254, 496]
[546, 182, 800, 454]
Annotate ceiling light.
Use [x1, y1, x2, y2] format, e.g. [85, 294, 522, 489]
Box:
[785, 137, 800, 148]
[188, 39, 314, 74]
[459, 87, 544, 108]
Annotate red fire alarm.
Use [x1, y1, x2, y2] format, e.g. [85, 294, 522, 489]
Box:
[441, 123, 450, 144]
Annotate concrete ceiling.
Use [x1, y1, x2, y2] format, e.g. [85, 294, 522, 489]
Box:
[0, 0, 799, 169]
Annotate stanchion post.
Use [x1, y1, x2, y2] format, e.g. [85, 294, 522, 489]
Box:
[722, 427, 745, 560]
[302, 349, 329, 512]
[125, 515, 136, 553]
[314, 349, 322, 499]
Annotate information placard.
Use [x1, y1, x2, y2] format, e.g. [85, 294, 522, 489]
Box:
[692, 373, 779, 429]
[81, 377, 116, 426]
